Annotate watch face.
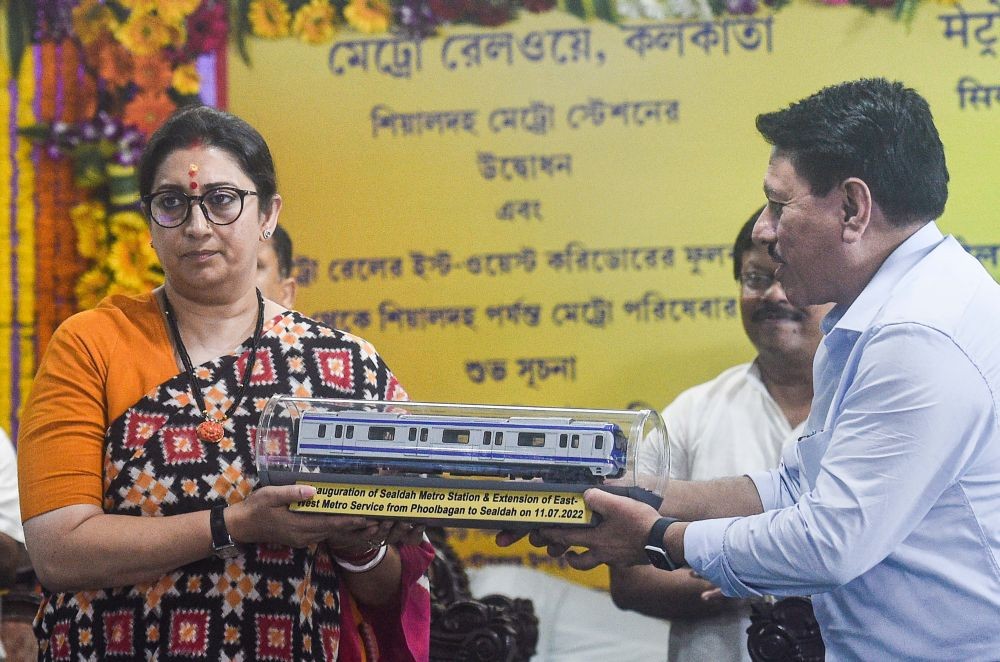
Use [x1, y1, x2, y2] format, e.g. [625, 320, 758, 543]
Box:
[645, 545, 672, 571]
[214, 543, 239, 559]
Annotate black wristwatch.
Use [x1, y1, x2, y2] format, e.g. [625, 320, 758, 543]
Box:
[210, 504, 239, 558]
[644, 516, 681, 571]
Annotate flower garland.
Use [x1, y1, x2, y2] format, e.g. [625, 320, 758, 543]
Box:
[234, 0, 924, 43]
[15, 0, 228, 309]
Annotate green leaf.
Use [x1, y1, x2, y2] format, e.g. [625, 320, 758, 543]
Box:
[591, 0, 619, 23]
[6, 0, 34, 80]
[558, 0, 588, 22]
[231, 0, 253, 67]
[17, 124, 53, 142]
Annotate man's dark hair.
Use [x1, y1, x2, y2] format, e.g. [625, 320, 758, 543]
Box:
[270, 225, 293, 278]
[756, 78, 948, 226]
[139, 105, 278, 214]
[733, 206, 765, 280]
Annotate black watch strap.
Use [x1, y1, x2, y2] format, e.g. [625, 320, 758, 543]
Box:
[645, 516, 681, 571]
[210, 504, 239, 558]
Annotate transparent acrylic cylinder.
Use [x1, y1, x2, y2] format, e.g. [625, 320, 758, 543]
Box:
[257, 396, 669, 497]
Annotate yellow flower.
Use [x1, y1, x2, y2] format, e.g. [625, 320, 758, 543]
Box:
[107, 232, 159, 291]
[116, 0, 159, 11]
[343, 0, 391, 34]
[76, 268, 112, 309]
[172, 63, 201, 96]
[71, 0, 118, 45]
[292, 0, 337, 45]
[116, 9, 175, 56]
[109, 210, 149, 237]
[249, 0, 292, 38]
[71, 202, 110, 259]
[154, 0, 203, 26]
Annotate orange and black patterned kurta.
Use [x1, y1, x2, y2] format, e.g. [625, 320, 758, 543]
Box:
[24, 304, 430, 661]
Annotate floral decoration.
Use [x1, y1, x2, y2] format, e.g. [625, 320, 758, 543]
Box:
[10, 0, 926, 315]
[14, 0, 226, 308]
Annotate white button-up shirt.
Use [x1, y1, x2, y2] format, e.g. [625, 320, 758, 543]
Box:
[685, 222, 1000, 660]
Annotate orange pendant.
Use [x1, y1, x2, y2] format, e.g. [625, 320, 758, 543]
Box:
[197, 419, 225, 443]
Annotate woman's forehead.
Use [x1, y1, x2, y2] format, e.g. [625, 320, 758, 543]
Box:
[155, 145, 245, 183]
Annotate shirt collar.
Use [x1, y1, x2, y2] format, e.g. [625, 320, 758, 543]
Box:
[824, 221, 945, 335]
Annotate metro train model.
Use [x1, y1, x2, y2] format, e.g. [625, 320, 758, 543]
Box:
[293, 409, 629, 483]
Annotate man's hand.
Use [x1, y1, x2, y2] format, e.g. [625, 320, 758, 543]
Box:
[500, 488, 662, 571]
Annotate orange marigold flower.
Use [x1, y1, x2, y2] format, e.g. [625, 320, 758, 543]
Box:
[133, 56, 173, 91]
[124, 91, 176, 138]
[249, 0, 292, 38]
[97, 40, 135, 89]
[344, 0, 391, 33]
[116, 9, 174, 56]
[292, 0, 337, 44]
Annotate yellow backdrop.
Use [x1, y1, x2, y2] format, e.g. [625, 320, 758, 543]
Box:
[229, 1, 1000, 588]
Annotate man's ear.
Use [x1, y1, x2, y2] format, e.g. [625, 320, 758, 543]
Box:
[841, 178, 872, 244]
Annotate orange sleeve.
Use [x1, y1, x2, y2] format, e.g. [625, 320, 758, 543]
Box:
[17, 294, 177, 522]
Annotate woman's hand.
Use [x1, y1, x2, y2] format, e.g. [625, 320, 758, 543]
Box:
[227, 485, 373, 549]
[326, 519, 426, 558]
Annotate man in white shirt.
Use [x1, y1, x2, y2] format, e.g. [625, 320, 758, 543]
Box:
[0, 427, 25, 586]
[610, 210, 828, 661]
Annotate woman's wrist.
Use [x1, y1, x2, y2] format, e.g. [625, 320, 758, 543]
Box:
[333, 544, 388, 573]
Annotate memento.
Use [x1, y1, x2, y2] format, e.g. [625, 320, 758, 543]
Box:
[257, 397, 669, 528]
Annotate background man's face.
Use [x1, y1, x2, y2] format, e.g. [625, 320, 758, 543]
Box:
[256, 241, 295, 309]
[739, 242, 829, 359]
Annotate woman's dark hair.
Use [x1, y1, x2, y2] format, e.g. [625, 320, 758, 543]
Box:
[756, 78, 948, 227]
[732, 206, 765, 281]
[138, 105, 278, 214]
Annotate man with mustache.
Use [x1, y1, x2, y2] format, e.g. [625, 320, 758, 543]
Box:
[501, 78, 1000, 659]
[609, 210, 829, 662]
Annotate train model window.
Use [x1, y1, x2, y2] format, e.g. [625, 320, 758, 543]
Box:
[483, 431, 492, 445]
[346, 425, 354, 439]
[595, 435, 604, 450]
[495, 431, 503, 445]
[408, 427, 417, 442]
[442, 429, 471, 444]
[518, 432, 546, 447]
[420, 428, 428, 442]
[335, 424, 343, 438]
[571, 434, 580, 448]
[369, 426, 396, 441]
[559, 433, 568, 448]
[317, 424, 327, 438]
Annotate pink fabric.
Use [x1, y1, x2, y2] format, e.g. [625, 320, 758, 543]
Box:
[337, 541, 435, 662]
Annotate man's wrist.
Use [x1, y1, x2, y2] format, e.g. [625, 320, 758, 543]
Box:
[665, 520, 688, 568]
[645, 516, 682, 571]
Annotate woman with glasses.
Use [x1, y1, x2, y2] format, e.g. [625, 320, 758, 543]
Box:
[17, 106, 433, 661]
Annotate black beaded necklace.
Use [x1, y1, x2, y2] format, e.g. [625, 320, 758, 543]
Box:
[161, 288, 265, 443]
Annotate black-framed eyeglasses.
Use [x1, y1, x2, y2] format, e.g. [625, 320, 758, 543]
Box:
[141, 187, 259, 228]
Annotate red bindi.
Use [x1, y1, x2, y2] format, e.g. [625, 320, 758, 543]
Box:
[188, 163, 199, 189]
[190, 181, 198, 190]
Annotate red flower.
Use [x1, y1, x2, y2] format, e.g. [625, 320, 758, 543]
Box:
[523, 0, 555, 12]
[427, 0, 470, 22]
[187, 1, 228, 55]
[471, 0, 510, 26]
